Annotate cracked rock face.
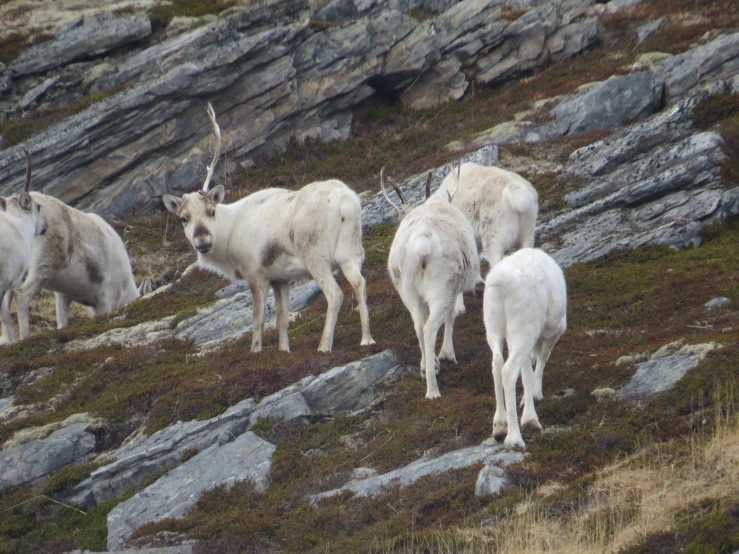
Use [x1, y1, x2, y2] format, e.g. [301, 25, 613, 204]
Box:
[0, 0, 597, 218]
[539, 82, 739, 267]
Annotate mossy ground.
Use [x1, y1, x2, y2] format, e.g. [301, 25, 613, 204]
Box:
[2, 1, 739, 552]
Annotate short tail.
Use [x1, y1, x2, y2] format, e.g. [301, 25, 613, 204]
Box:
[502, 182, 537, 215]
[408, 232, 437, 271]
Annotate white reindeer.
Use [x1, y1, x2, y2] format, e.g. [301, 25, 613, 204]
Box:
[435, 163, 538, 314]
[0, 150, 48, 345]
[163, 104, 374, 353]
[483, 248, 567, 449]
[383, 167, 483, 399]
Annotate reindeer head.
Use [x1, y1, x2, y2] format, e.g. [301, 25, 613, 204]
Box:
[1, 150, 48, 236]
[163, 103, 224, 255]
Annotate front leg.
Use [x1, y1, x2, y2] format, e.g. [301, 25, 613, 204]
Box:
[249, 277, 269, 353]
[55, 293, 72, 329]
[0, 292, 17, 345]
[272, 281, 290, 352]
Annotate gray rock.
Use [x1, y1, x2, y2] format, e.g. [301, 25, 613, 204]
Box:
[604, 0, 643, 13]
[0, 422, 96, 491]
[215, 279, 251, 299]
[107, 431, 275, 550]
[62, 399, 256, 508]
[0, 0, 595, 218]
[636, 17, 665, 45]
[361, 144, 499, 227]
[551, 71, 663, 135]
[540, 84, 739, 267]
[248, 382, 314, 427]
[8, 14, 152, 77]
[313, 443, 525, 500]
[315, 0, 360, 21]
[19, 76, 59, 110]
[0, 396, 13, 411]
[475, 464, 510, 497]
[656, 32, 739, 105]
[704, 297, 731, 311]
[622, 341, 720, 396]
[301, 349, 403, 413]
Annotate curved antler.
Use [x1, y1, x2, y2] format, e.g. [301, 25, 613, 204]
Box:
[202, 102, 222, 192]
[387, 176, 407, 205]
[380, 167, 404, 217]
[425, 171, 432, 200]
[23, 148, 32, 192]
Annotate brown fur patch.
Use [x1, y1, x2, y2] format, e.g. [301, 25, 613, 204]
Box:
[85, 257, 104, 284]
[261, 240, 284, 267]
[192, 223, 210, 240]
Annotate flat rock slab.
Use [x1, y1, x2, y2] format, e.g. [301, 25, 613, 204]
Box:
[8, 14, 152, 76]
[107, 431, 275, 550]
[313, 443, 525, 501]
[0, 422, 96, 491]
[622, 341, 720, 396]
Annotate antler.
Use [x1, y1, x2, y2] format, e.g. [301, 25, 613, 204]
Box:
[425, 171, 432, 200]
[387, 176, 407, 206]
[202, 102, 222, 192]
[380, 167, 405, 216]
[446, 160, 461, 203]
[23, 148, 32, 192]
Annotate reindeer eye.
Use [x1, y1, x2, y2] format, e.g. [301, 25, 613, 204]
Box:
[180, 216, 188, 224]
[209, 209, 216, 217]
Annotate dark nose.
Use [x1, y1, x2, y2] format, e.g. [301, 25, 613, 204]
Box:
[194, 237, 212, 253]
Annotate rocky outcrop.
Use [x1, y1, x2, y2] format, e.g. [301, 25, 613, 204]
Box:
[539, 82, 739, 267]
[107, 431, 275, 550]
[0, 0, 598, 218]
[313, 442, 524, 501]
[7, 14, 152, 77]
[60, 351, 403, 510]
[64, 280, 323, 352]
[0, 414, 99, 491]
[618, 340, 721, 396]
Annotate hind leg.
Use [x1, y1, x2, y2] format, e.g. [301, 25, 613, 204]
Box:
[533, 333, 561, 401]
[454, 292, 466, 316]
[339, 260, 375, 346]
[0, 291, 17, 345]
[422, 307, 447, 399]
[502, 334, 538, 449]
[438, 308, 457, 364]
[305, 263, 343, 353]
[487, 333, 507, 441]
[249, 277, 270, 353]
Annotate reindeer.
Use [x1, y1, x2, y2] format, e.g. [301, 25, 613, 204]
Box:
[435, 163, 539, 315]
[163, 103, 374, 353]
[383, 166, 483, 399]
[1, 167, 151, 341]
[0, 150, 48, 345]
[483, 248, 567, 449]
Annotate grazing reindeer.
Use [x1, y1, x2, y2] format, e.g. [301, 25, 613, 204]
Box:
[384, 166, 483, 399]
[483, 248, 567, 449]
[0, 150, 48, 345]
[435, 163, 539, 314]
[163, 103, 374, 353]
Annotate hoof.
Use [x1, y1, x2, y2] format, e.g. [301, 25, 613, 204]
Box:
[504, 435, 525, 449]
[361, 338, 376, 346]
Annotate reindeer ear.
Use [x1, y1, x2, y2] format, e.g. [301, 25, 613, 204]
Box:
[208, 184, 225, 205]
[0, 198, 6, 211]
[162, 195, 182, 214]
[19, 192, 32, 211]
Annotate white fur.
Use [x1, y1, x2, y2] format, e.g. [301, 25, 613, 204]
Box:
[163, 180, 374, 353]
[436, 163, 538, 314]
[483, 248, 567, 449]
[0, 193, 48, 345]
[386, 186, 483, 399]
[4, 193, 150, 341]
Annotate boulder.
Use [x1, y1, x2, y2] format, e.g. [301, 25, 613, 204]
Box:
[636, 17, 665, 45]
[313, 442, 525, 500]
[107, 431, 275, 550]
[7, 14, 152, 77]
[704, 297, 731, 311]
[18, 76, 59, 110]
[475, 464, 510, 496]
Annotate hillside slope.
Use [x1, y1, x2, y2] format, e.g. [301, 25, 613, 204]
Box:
[1, 0, 739, 553]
